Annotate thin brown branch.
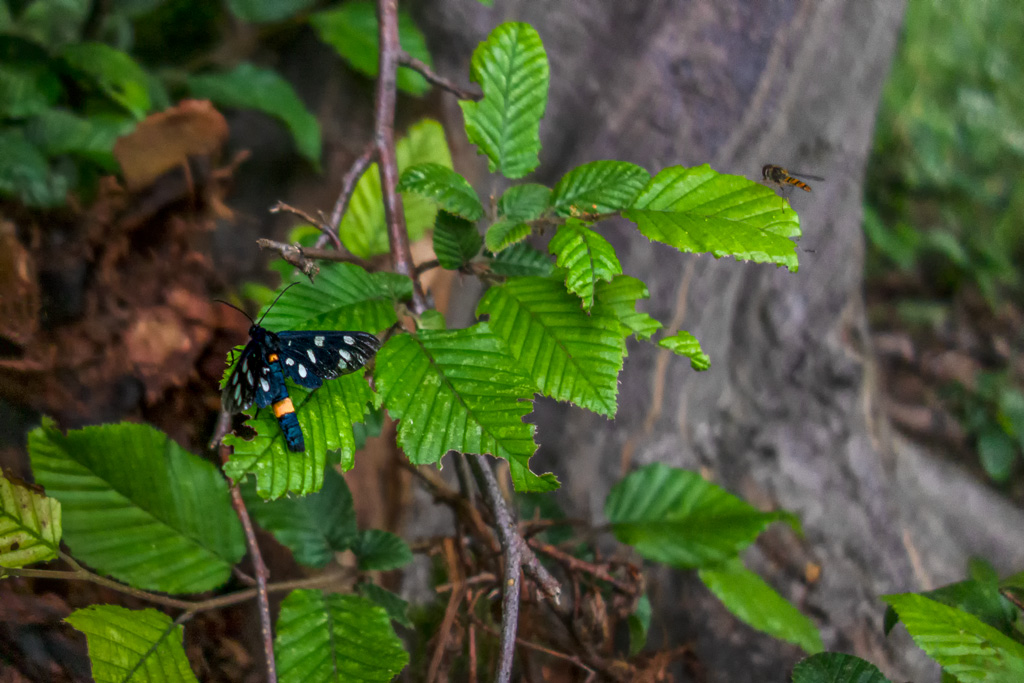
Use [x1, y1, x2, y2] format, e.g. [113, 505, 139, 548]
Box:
[270, 201, 342, 250]
[4, 560, 350, 614]
[428, 539, 466, 683]
[399, 52, 482, 101]
[208, 410, 233, 451]
[220, 445, 276, 683]
[469, 456, 523, 682]
[414, 259, 441, 277]
[469, 614, 597, 677]
[256, 239, 374, 281]
[405, 463, 496, 550]
[528, 540, 638, 595]
[324, 142, 377, 247]
[375, 0, 427, 313]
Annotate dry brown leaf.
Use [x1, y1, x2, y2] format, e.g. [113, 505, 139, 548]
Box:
[114, 100, 229, 192]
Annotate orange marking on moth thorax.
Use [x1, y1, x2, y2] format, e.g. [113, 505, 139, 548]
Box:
[267, 352, 279, 362]
[272, 397, 295, 418]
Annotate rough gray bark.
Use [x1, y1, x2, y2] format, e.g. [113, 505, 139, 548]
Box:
[404, 1, 1024, 681]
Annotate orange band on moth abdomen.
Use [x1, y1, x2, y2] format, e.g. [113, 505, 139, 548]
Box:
[268, 353, 279, 362]
[272, 397, 295, 418]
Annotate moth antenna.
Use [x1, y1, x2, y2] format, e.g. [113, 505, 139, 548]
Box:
[213, 299, 255, 325]
[257, 282, 301, 326]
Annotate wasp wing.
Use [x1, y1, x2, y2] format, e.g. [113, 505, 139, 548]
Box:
[223, 342, 274, 413]
[277, 331, 381, 389]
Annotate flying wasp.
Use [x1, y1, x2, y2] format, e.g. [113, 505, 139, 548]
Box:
[761, 164, 823, 193]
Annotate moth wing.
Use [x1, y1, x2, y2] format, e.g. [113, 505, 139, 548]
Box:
[222, 343, 272, 413]
[278, 331, 381, 386]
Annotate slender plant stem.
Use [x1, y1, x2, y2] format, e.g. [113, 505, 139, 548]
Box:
[398, 52, 481, 101]
[469, 456, 522, 682]
[323, 142, 377, 248]
[220, 445, 276, 682]
[270, 201, 342, 250]
[4, 562, 349, 614]
[375, 0, 427, 313]
[256, 238, 374, 280]
[528, 539, 636, 594]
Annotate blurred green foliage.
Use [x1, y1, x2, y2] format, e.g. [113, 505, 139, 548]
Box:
[865, 0, 1024, 303]
[865, 0, 1024, 480]
[0, 0, 432, 208]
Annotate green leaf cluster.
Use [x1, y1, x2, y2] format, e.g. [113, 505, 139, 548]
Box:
[20, 422, 411, 679]
[0, 0, 444, 207]
[605, 463, 819, 653]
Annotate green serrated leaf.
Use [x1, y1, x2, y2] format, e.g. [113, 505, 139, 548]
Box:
[477, 277, 626, 417]
[66, 605, 197, 683]
[551, 160, 650, 217]
[359, 583, 412, 629]
[224, 373, 374, 500]
[354, 529, 412, 571]
[60, 42, 150, 119]
[276, 590, 408, 681]
[592, 276, 662, 340]
[0, 474, 61, 568]
[605, 463, 792, 569]
[243, 465, 357, 568]
[374, 325, 555, 492]
[489, 243, 554, 277]
[227, 0, 316, 23]
[188, 63, 321, 166]
[398, 163, 484, 221]
[0, 129, 68, 207]
[485, 220, 531, 253]
[25, 108, 133, 169]
[549, 219, 622, 310]
[433, 211, 483, 270]
[459, 22, 549, 178]
[498, 183, 551, 222]
[29, 419, 244, 593]
[339, 120, 453, 258]
[628, 594, 651, 656]
[311, 0, 431, 96]
[659, 331, 710, 371]
[624, 164, 802, 270]
[259, 263, 410, 334]
[700, 559, 823, 654]
[791, 653, 891, 683]
[882, 593, 1024, 683]
[884, 578, 1017, 638]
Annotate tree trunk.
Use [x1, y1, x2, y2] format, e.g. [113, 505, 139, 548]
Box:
[405, 1, 1024, 681]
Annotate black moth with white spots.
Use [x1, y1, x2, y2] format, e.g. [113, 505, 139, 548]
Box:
[222, 326, 381, 423]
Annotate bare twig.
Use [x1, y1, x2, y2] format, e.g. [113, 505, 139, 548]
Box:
[399, 52, 482, 101]
[427, 539, 466, 682]
[270, 201, 342, 251]
[324, 142, 377, 247]
[469, 614, 597, 677]
[256, 238, 374, 281]
[4, 560, 350, 614]
[414, 259, 441, 277]
[375, 0, 427, 313]
[469, 456, 522, 681]
[528, 540, 638, 595]
[220, 445, 276, 683]
[208, 410, 233, 452]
